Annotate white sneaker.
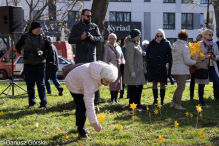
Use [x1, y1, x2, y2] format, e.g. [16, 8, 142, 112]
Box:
[174, 104, 186, 110]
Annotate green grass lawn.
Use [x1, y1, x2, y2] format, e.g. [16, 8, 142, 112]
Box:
[0, 82, 219, 146]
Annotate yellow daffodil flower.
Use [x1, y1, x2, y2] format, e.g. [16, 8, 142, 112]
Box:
[190, 113, 193, 118]
[199, 53, 205, 58]
[98, 113, 106, 122]
[149, 112, 151, 118]
[157, 103, 162, 109]
[174, 121, 179, 128]
[154, 109, 159, 115]
[132, 116, 137, 120]
[0, 111, 4, 116]
[120, 124, 123, 130]
[185, 112, 189, 117]
[63, 136, 69, 139]
[30, 115, 33, 118]
[157, 135, 164, 142]
[199, 131, 205, 138]
[200, 113, 202, 118]
[146, 106, 149, 111]
[130, 102, 137, 111]
[196, 104, 202, 113]
[50, 134, 53, 138]
[36, 122, 39, 128]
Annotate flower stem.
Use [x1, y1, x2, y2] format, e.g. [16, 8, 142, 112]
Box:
[196, 112, 198, 129]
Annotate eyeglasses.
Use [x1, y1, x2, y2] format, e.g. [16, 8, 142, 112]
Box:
[84, 15, 92, 18]
[208, 34, 213, 36]
[156, 35, 163, 38]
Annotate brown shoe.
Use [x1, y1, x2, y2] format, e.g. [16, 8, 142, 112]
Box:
[78, 134, 91, 140]
[174, 104, 186, 110]
[170, 101, 175, 108]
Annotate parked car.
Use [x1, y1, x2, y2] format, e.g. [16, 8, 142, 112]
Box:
[13, 56, 73, 80]
[0, 41, 74, 80]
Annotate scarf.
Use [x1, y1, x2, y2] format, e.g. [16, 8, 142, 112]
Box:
[203, 37, 213, 53]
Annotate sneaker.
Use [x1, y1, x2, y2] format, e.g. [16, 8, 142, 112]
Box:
[78, 134, 91, 140]
[59, 88, 63, 96]
[39, 106, 47, 110]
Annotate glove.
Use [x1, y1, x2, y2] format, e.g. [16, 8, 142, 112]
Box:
[93, 123, 102, 132]
[131, 72, 136, 79]
[142, 52, 146, 56]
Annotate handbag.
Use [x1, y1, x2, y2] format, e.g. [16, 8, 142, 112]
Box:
[62, 63, 84, 78]
[143, 62, 147, 74]
[195, 68, 208, 79]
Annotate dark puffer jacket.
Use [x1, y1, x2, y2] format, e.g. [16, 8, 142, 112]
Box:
[145, 39, 172, 84]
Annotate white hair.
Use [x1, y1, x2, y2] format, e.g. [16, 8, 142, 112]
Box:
[142, 40, 149, 46]
[201, 28, 213, 36]
[100, 63, 118, 82]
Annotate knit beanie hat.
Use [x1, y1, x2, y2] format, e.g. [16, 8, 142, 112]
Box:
[155, 29, 166, 39]
[108, 33, 117, 40]
[130, 29, 141, 38]
[29, 22, 41, 32]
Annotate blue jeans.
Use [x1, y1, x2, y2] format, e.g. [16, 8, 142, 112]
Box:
[45, 70, 62, 93]
[199, 66, 219, 104]
[24, 64, 47, 107]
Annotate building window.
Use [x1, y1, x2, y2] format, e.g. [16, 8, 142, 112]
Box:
[181, 13, 193, 29]
[188, 38, 193, 43]
[201, 0, 212, 3]
[163, 13, 175, 29]
[68, 11, 81, 21]
[181, 0, 193, 3]
[167, 38, 177, 45]
[109, 12, 131, 22]
[200, 13, 204, 26]
[163, 0, 175, 3]
[110, 0, 131, 2]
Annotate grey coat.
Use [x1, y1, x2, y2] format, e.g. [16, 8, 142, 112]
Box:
[123, 36, 147, 85]
[195, 41, 219, 84]
[68, 20, 102, 63]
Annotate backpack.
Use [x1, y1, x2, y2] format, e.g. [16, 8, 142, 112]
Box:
[62, 63, 85, 78]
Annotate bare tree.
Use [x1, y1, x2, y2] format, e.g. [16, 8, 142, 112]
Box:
[4, 0, 82, 43]
[91, 0, 109, 61]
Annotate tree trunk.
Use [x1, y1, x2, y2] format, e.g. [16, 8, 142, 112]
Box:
[91, 0, 109, 61]
[214, 1, 219, 33]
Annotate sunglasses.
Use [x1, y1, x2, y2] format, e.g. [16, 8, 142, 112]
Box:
[156, 35, 163, 38]
[85, 15, 92, 18]
[208, 34, 213, 36]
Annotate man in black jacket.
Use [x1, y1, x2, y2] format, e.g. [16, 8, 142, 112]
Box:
[45, 36, 63, 96]
[16, 22, 52, 109]
[68, 9, 102, 104]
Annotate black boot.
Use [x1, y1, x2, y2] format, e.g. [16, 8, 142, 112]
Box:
[110, 91, 115, 103]
[114, 91, 119, 103]
[152, 89, 158, 105]
[160, 89, 165, 105]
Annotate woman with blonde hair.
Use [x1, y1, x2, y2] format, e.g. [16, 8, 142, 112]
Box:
[103, 33, 125, 103]
[146, 29, 172, 105]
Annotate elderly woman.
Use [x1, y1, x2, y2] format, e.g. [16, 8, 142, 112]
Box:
[124, 29, 147, 109]
[189, 33, 203, 101]
[103, 33, 125, 103]
[65, 61, 118, 139]
[196, 29, 219, 106]
[171, 30, 197, 110]
[146, 29, 172, 105]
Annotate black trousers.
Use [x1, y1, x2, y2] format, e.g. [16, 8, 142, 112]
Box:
[71, 92, 88, 135]
[213, 83, 219, 100]
[129, 85, 143, 105]
[94, 90, 100, 103]
[190, 73, 195, 99]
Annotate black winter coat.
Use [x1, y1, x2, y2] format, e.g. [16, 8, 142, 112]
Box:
[68, 20, 102, 63]
[145, 39, 172, 84]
